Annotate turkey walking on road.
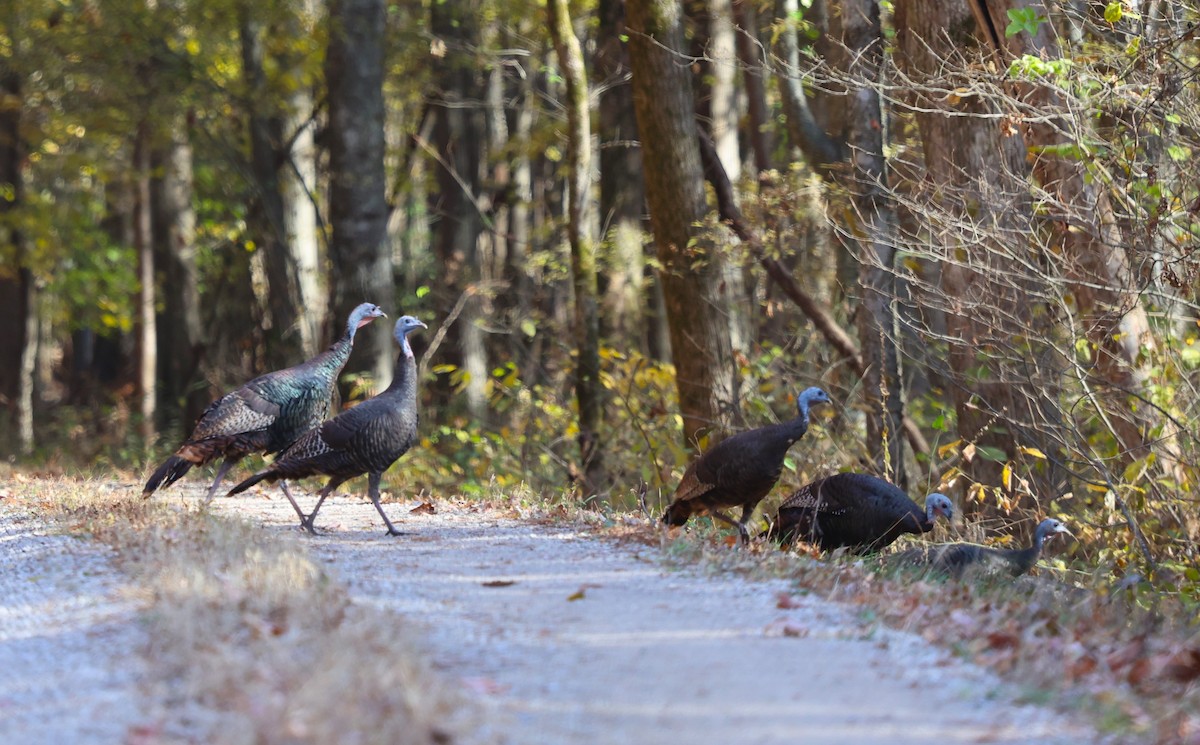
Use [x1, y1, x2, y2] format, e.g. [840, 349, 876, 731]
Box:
[226, 315, 428, 535]
[662, 386, 832, 544]
[142, 302, 387, 502]
[766, 472, 954, 554]
[888, 518, 1072, 579]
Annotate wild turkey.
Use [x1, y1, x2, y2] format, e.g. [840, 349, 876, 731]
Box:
[226, 315, 427, 535]
[889, 518, 1072, 579]
[662, 386, 832, 544]
[143, 302, 387, 501]
[766, 472, 954, 554]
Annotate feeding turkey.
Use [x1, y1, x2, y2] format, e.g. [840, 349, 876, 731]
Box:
[142, 302, 387, 502]
[765, 472, 954, 554]
[661, 386, 832, 544]
[226, 315, 427, 536]
[888, 518, 1072, 579]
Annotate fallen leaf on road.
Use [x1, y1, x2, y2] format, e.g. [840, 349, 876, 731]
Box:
[461, 676, 508, 695]
[567, 589, 586, 601]
[776, 592, 803, 609]
[765, 619, 810, 638]
[481, 580, 515, 587]
[410, 501, 437, 514]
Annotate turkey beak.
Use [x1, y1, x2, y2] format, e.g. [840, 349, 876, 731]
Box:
[1057, 525, 1073, 538]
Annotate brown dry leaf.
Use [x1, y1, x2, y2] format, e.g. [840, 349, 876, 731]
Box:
[764, 619, 809, 638]
[1127, 656, 1154, 688]
[776, 592, 803, 609]
[1107, 638, 1145, 672]
[409, 501, 437, 515]
[986, 631, 1021, 651]
[481, 579, 516, 588]
[1164, 647, 1200, 683]
[567, 588, 586, 601]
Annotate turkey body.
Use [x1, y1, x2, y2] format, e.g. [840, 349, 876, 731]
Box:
[662, 387, 831, 543]
[226, 315, 427, 535]
[769, 472, 954, 554]
[142, 303, 387, 501]
[889, 518, 1071, 579]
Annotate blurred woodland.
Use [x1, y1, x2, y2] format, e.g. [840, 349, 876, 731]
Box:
[1, 0, 1198, 591]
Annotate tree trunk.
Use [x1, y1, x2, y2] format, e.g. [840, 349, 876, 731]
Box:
[134, 122, 157, 448]
[549, 0, 606, 497]
[430, 0, 488, 419]
[241, 5, 312, 365]
[151, 115, 206, 431]
[595, 0, 649, 352]
[969, 0, 1155, 460]
[841, 0, 906, 486]
[0, 64, 33, 455]
[325, 0, 394, 390]
[626, 0, 739, 448]
[283, 64, 324, 355]
[733, 0, 773, 174]
[894, 0, 1064, 514]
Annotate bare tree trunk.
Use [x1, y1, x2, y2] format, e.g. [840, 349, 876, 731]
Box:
[0, 63, 34, 455]
[240, 5, 309, 365]
[627, 0, 739, 448]
[549, 0, 606, 497]
[894, 0, 1064, 514]
[688, 0, 751, 360]
[283, 67, 324, 353]
[430, 0, 488, 419]
[151, 115, 206, 430]
[134, 122, 157, 448]
[733, 0, 773, 174]
[841, 0, 906, 486]
[325, 0, 394, 389]
[969, 0, 1155, 459]
[595, 0, 649, 351]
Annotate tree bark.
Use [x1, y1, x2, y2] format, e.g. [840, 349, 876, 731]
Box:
[430, 0, 488, 419]
[134, 121, 157, 448]
[595, 0, 649, 351]
[0, 63, 34, 454]
[894, 0, 1064, 513]
[733, 0, 773, 174]
[151, 115, 206, 430]
[626, 0, 739, 448]
[325, 0, 394, 389]
[241, 5, 313, 365]
[968, 0, 1155, 459]
[842, 0, 906, 487]
[549, 0, 606, 497]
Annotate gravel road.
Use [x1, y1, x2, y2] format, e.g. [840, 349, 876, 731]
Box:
[0, 485, 1104, 744]
[212, 490, 1100, 745]
[0, 504, 150, 744]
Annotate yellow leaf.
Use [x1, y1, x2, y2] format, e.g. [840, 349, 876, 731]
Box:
[937, 439, 962, 459]
[1002, 462, 1012, 491]
[1020, 446, 1047, 459]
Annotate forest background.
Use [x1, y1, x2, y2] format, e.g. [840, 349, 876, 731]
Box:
[0, 0, 1197, 596]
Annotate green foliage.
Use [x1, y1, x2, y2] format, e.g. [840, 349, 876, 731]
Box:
[1004, 7, 1047, 38]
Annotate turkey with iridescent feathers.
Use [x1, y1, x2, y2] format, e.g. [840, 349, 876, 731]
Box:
[662, 386, 832, 544]
[888, 518, 1072, 578]
[766, 472, 954, 554]
[226, 315, 427, 535]
[142, 302, 387, 501]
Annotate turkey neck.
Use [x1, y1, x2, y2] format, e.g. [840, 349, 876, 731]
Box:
[381, 335, 417, 398]
[308, 319, 362, 373]
[779, 405, 813, 444]
[998, 529, 1050, 574]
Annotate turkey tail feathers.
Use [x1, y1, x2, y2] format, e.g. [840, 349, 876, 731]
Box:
[143, 456, 195, 498]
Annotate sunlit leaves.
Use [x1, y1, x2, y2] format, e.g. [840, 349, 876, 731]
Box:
[1004, 7, 1047, 38]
